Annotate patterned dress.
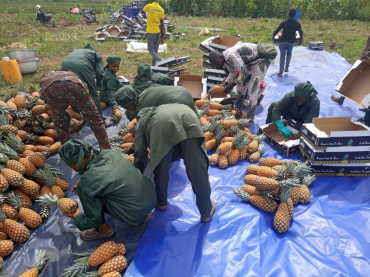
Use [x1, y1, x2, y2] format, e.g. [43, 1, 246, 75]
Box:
[40, 70, 111, 149]
[223, 43, 271, 120]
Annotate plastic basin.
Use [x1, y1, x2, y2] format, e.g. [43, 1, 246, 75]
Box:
[7, 49, 37, 62]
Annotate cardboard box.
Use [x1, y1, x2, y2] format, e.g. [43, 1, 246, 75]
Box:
[203, 60, 213, 69]
[335, 58, 370, 108]
[300, 117, 370, 148]
[204, 69, 227, 78]
[302, 156, 370, 176]
[206, 76, 224, 86]
[168, 67, 184, 77]
[156, 56, 190, 68]
[199, 43, 215, 53]
[258, 122, 300, 156]
[299, 136, 370, 164]
[174, 75, 207, 100]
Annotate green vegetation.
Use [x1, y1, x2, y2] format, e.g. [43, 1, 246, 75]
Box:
[0, 0, 369, 96]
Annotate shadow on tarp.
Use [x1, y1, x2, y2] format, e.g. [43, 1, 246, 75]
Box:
[125, 47, 370, 276]
[1, 107, 151, 276]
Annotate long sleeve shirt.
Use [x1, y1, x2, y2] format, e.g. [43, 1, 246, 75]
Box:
[273, 18, 303, 43]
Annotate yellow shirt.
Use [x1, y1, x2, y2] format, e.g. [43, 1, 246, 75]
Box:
[143, 2, 164, 34]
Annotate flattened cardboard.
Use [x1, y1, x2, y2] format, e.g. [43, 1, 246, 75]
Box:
[174, 75, 207, 99]
[211, 35, 240, 48]
[206, 76, 224, 86]
[335, 58, 370, 108]
[258, 123, 300, 156]
[156, 56, 190, 68]
[300, 117, 370, 148]
[299, 136, 370, 164]
[301, 152, 370, 176]
[204, 69, 227, 78]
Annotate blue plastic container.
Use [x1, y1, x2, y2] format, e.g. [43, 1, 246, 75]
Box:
[132, 8, 141, 17]
[132, 1, 146, 9]
[295, 10, 301, 20]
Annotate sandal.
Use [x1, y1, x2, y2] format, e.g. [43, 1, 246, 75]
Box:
[201, 201, 216, 223]
[79, 228, 115, 241]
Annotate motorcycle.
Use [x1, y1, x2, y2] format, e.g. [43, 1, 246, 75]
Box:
[36, 12, 55, 27]
[80, 8, 98, 24]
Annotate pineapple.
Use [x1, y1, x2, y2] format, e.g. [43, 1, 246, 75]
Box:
[6, 159, 26, 175]
[273, 188, 293, 233]
[227, 132, 249, 165]
[217, 154, 228, 169]
[219, 119, 238, 128]
[0, 231, 7, 240]
[38, 204, 51, 221]
[207, 109, 221, 116]
[43, 128, 58, 139]
[0, 142, 20, 160]
[49, 142, 62, 154]
[256, 166, 278, 178]
[0, 174, 9, 193]
[259, 157, 281, 167]
[217, 141, 233, 155]
[233, 188, 277, 213]
[19, 249, 49, 277]
[0, 240, 14, 257]
[36, 193, 78, 214]
[98, 256, 127, 277]
[195, 99, 210, 107]
[205, 139, 216, 152]
[120, 142, 134, 154]
[254, 177, 300, 192]
[1, 193, 19, 220]
[209, 151, 219, 166]
[210, 102, 224, 110]
[0, 165, 25, 188]
[249, 143, 265, 163]
[54, 177, 70, 191]
[62, 241, 122, 277]
[31, 105, 46, 115]
[14, 94, 26, 109]
[128, 118, 137, 132]
[298, 174, 316, 204]
[0, 208, 30, 243]
[18, 158, 36, 176]
[122, 133, 135, 143]
[116, 243, 126, 255]
[33, 169, 64, 198]
[248, 134, 265, 153]
[0, 113, 18, 135]
[244, 174, 258, 186]
[20, 178, 40, 199]
[241, 184, 260, 195]
[204, 131, 213, 142]
[246, 164, 259, 175]
[7, 191, 42, 228]
[199, 116, 208, 126]
[27, 152, 47, 168]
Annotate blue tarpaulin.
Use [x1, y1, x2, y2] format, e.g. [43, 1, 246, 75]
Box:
[2, 46, 370, 277]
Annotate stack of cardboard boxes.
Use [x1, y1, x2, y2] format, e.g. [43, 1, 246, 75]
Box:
[299, 117, 370, 176]
[150, 56, 190, 77]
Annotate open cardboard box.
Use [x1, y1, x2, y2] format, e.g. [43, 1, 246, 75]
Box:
[174, 74, 207, 100]
[302, 155, 370, 176]
[301, 117, 370, 148]
[335, 58, 370, 108]
[299, 136, 370, 164]
[200, 35, 240, 53]
[258, 122, 300, 156]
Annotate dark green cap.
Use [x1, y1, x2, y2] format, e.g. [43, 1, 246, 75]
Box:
[59, 139, 93, 170]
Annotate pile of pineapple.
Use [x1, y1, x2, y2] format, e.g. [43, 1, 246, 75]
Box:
[195, 100, 266, 169]
[234, 158, 316, 233]
[0, 91, 76, 259]
[63, 241, 127, 277]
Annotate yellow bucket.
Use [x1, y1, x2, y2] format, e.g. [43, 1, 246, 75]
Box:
[0, 58, 23, 83]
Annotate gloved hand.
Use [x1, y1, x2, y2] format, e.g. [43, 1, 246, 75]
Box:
[275, 120, 294, 138]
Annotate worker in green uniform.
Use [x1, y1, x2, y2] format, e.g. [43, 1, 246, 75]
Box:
[134, 104, 215, 223]
[132, 63, 154, 96]
[266, 81, 320, 138]
[99, 55, 123, 113]
[61, 44, 104, 119]
[115, 84, 198, 121]
[59, 139, 156, 241]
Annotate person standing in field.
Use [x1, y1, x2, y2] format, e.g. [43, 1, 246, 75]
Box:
[142, 1, 165, 66]
[273, 8, 304, 77]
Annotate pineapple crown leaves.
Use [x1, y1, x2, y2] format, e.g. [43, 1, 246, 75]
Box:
[33, 249, 49, 271]
[5, 132, 25, 153]
[232, 131, 248, 150]
[0, 142, 20, 160]
[223, 104, 233, 111]
[229, 125, 241, 136]
[257, 143, 265, 154]
[0, 208, 6, 222]
[202, 122, 211, 133]
[25, 97, 37, 111]
[33, 168, 56, 187]
[279, 187, 293, 203]
[43, 163, 63, 177]
[108, 134, 122, 144]
[287, 161, 312, 178]
[233, 187, 251, 202]
[36, 192, 59, 207]
[0, 193, 7, 204]
[0, 110, 10, 126]
[278, 178, 301, 189]
[208, 115, 222, 132]
[214, 123, 225, 144]
[238, 118, 252, 129]
[302, 174, 316, 186]
[80, 272, 99, 277]
[0, 152, 9, 164]
[6, 191, 23, 210]
[253, 134, 266, 143]
[39, 205, 51, 221]
[61, 250, 95, 277]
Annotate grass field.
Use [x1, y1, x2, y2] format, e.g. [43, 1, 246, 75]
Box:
[0, 1, 369, 96]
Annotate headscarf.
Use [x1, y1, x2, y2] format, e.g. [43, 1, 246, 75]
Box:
[106, 55, 121, 64]
[59, 139, 93, 170]
[114, 85, 138, 108]
[132, 64, 153, 91]
[137, 64, 152, 79]
[84, 43, 97, 52]
[151, 73, 174, 85]
[293, 81, 318, 98]
[135, 107, 157, 134]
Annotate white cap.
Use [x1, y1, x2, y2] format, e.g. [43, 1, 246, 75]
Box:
[36, 5, 41, 9]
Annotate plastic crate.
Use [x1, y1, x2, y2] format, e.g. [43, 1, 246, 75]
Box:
[132, 1, 146, 9]
[123, 6, 133, 18]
